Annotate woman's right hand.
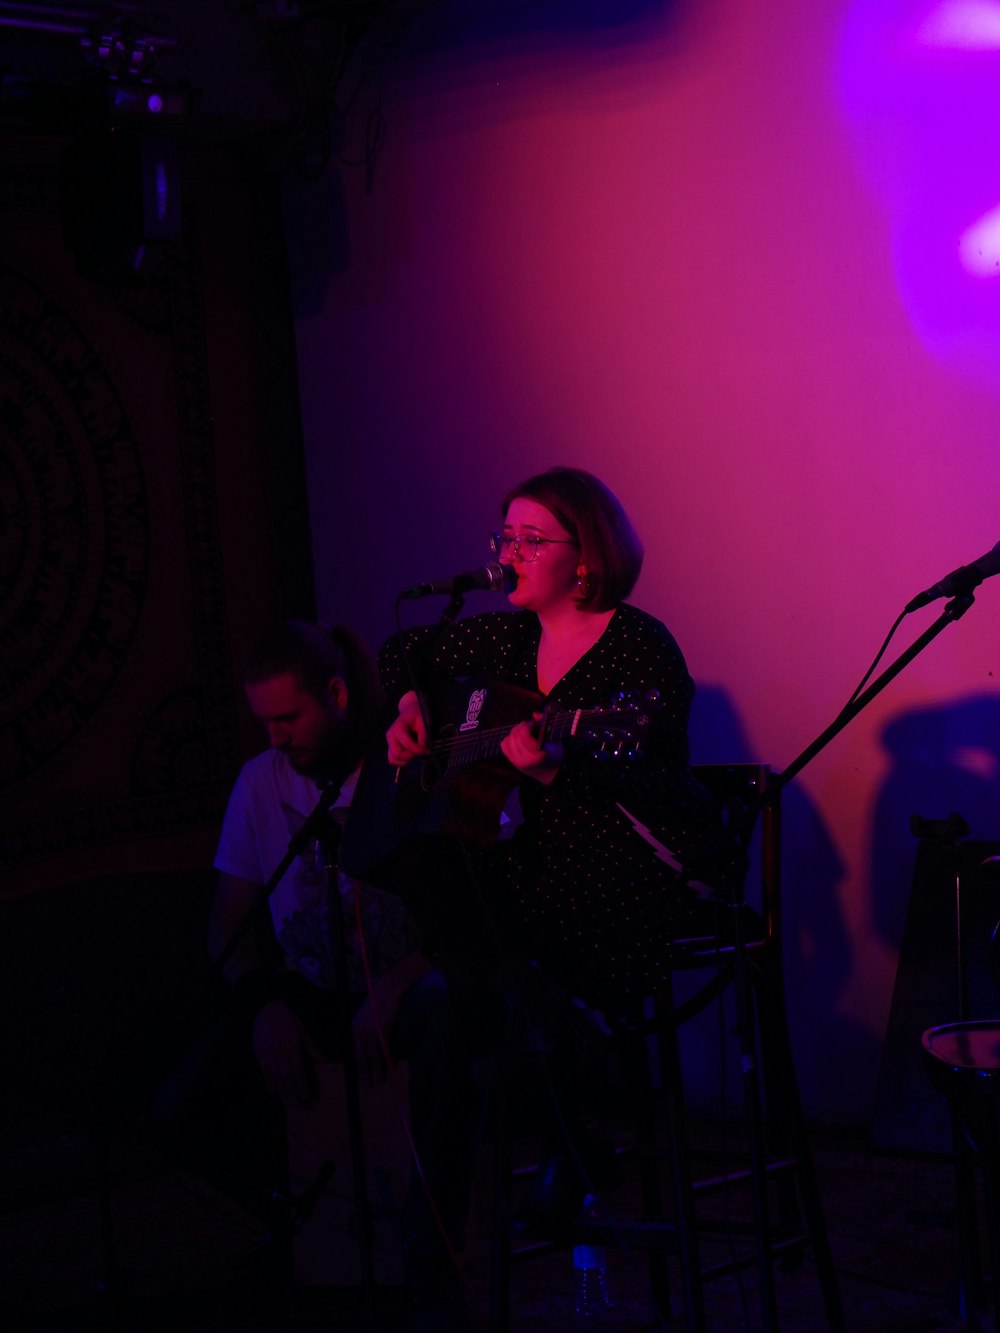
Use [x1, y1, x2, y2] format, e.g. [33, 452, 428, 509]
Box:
[386, 690, 431, 767]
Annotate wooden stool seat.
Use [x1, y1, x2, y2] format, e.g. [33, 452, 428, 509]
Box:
[923, 1021, 1000, 1085]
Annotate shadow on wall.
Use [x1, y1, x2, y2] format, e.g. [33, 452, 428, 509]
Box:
[867, 694, 1000, 1151]
[691, 688, 1000, 1126]
[871, 694, 1000, 953]
[688, 685, 870, 1124]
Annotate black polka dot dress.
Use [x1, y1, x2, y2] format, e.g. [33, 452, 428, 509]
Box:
[379, 604, 739, 1008]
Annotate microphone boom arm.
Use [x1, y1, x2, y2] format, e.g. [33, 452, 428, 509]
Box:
[771, 590, 977, 798]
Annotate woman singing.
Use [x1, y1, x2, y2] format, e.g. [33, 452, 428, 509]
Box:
[380, 465, 739, 1011]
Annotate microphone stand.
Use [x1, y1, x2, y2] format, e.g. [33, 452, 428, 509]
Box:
[312, 796, 379, 1333]
[770, 591, 976, 799]
[738, 591, 978, 1333]
[212, 780, 379, 1333]
[441, 591, 466, 624]
[81, 778, 380, 1328]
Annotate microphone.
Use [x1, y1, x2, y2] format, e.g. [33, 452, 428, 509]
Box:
[905, 540, 1000, 612]
[400, 560, 515, 600]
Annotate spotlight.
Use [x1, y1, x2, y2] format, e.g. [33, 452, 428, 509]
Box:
[108, 80, 192, 120]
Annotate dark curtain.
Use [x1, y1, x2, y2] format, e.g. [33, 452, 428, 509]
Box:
[1, 130, 315, 898]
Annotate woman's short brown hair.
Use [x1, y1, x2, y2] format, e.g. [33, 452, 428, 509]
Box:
[501, 467, 643, 611]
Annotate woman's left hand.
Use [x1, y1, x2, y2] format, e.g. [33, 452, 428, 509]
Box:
[501, 713, 563, 785]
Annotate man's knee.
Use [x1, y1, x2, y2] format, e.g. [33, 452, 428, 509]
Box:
[394, 967, 455, 1058]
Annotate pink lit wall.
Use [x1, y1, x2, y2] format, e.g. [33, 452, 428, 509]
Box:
[286, 0, 1000, 1125]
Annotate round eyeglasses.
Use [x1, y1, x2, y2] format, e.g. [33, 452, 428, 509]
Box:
[490, 531, 578, 563]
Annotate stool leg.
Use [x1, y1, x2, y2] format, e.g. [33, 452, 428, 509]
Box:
[653, 996, 708, 1333]
[631, 1030, 672, 1327]
[489, 1087, 512, 1333]
[755, 958, 846, 1332]
[951, 1103, 984, 1332]
[976, 1097, 1000, 1331]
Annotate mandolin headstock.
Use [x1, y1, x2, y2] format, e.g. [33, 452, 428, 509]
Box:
[577, 689, 661, 761]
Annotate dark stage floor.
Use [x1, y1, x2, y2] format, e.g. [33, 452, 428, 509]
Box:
[0, 1118, 981, 1333]
[0, 880, 982, 1331]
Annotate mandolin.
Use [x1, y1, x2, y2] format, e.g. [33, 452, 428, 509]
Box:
[340, 675, 659, 882]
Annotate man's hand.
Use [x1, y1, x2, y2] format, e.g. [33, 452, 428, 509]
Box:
[251, 999, 318, 1109]
[353, 951, 431, 1087]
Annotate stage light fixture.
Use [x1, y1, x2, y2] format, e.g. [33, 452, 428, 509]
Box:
[59, 128, 182, 285]
[108, 80, 192, 120]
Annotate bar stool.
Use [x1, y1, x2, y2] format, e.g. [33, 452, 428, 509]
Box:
[921, 1021, 1000, 1331]
[487, 765, 845, 1333]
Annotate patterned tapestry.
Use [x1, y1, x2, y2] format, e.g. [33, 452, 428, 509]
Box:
[0, 131, 313, 896]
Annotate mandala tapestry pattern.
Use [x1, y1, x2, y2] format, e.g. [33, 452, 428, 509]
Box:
[0, 261, 149, 789]
[0, 139, 306, 894]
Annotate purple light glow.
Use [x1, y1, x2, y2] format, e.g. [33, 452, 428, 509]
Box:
[840, 0, 1000, 377]
[913, 0, 1000, 50]
[960, 204, 1000, 276]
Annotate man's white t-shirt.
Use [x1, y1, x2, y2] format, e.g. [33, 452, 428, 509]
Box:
[214, 749, 419, 993]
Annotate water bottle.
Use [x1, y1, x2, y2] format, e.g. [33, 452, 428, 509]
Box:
[573, 1195, 612, 1320]
[573, 1243, 612, 1320]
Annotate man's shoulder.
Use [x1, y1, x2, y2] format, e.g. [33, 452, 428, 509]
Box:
[235, 748, 359, 810]
[235, 748, 316, 800]
[236, 747, 286, 783]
